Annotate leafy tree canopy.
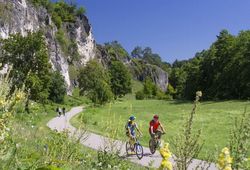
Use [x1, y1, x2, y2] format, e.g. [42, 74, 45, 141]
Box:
[78, 60, 113, 105]
[0, 32, 52, 103]
[49, 71, 67, 103]
[109, 60, 132, 98]
[104, 41, 129, 59]
[170, 29, 250, 100]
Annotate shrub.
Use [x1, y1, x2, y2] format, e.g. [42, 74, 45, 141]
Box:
[163, 94, 173, 100]
[0, 73, 26, 169]
[56, 29, 68, 48]
[156, 90, 169, 100]
[52, 13, 62, 29]
[49, 71, 67, 103]
[1, 32, 52, 103]
[109, 60, 132, 98]
[56, 29, 80, 62]
[30, 0, 87, 29]
[68, 41, 80, 63]
[143, 77, 155, 98]
[93, 150, 130, 169]
[135, 90, 145, 100]
[104, 41, 129, 59]
[78, 60, 113, 105]
[76, 7, 86, 17]
[166, 83, 176, 96]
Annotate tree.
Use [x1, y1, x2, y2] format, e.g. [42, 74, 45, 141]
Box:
[50, 0, 87, 28]
[131, 46, 143, 58]
[78, 60, 113, 105]
[143, 77, 160, 98]
[135, 91, 145, 100]
[109, 60, 132, 98]
[104, 41, 129, 59]
[131, 46, 171, 72]
[183, 53, 204, 100]
[169, 67, 187, 99]
[142, 47, 153, 55]
[166, 83, 176, 97]
[76, 6, 86, 17]
[0, 32, 52, 103]
[52, 13, 62, 29]
[49, 71, 67, 103]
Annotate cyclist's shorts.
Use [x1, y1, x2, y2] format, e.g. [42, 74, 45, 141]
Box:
[131, 130, 136, 137]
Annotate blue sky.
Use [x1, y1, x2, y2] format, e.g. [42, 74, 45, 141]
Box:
[76, 0, 250, 63]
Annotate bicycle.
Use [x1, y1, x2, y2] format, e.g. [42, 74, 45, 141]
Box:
[125, 136, 144, 160]
[149, 131, 165, 154]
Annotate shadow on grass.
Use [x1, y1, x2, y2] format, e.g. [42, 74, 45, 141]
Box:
[169, 99, 249, 106]
[168, 100, 192, 105]
[199, 99, 249, 105]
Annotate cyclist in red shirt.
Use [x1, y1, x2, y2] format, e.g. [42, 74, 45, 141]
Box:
[149, 115, 166, 139]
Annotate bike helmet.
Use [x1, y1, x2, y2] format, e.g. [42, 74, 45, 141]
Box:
[153, 114, 159, 119]
[129, 115, 136, 121]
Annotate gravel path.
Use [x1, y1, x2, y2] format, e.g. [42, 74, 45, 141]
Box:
[47, 106, 217, 169]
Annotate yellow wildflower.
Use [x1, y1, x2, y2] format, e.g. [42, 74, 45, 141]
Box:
[2, 112, 12, 119]
[15, 91, 25, 101]
[0, 99, 6, 106]
[159, 142, 173, 170]
[217, 147, 233, 170]
[196, 91, 202, 97]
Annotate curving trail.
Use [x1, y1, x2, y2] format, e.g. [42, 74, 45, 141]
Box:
[47, 106, 217, 169]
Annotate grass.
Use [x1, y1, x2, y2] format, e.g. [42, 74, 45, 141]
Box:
[9, 88, 146, 169]
[71, 98, 250, 160]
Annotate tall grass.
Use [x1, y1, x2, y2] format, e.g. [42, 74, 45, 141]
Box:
[229, 107, 250, 169]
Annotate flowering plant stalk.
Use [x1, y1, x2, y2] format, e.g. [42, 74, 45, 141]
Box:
[0, 68, 26, 168]
[159, 142, 173, 170]
[171, 91, 204, 170]
[217, 147, 233, 170]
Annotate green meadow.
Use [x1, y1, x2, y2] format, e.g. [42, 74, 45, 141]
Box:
[72, 98, 249, 160]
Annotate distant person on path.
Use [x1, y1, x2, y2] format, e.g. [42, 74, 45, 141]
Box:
[149, 115, 166, 140]
[62, 107, 66, 116]
[56, 107, 62, 117]
[125, 116, 143, 147]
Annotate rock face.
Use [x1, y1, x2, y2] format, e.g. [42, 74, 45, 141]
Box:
[137, 65, 168, 92]
[129, 60, 168, 92]
[96, 45, 168, 92]
[0, 0, 96, 94]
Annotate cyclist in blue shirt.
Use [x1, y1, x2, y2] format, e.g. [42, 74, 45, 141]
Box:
[125, 116, 143, 147]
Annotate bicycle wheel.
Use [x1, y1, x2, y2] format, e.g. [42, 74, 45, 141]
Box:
[126, 142, 131, 155]
[149, 139, 156, 154]
[135, 143, 143, 160]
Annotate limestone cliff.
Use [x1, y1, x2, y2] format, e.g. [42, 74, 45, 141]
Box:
[0, 0, 95, 94]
